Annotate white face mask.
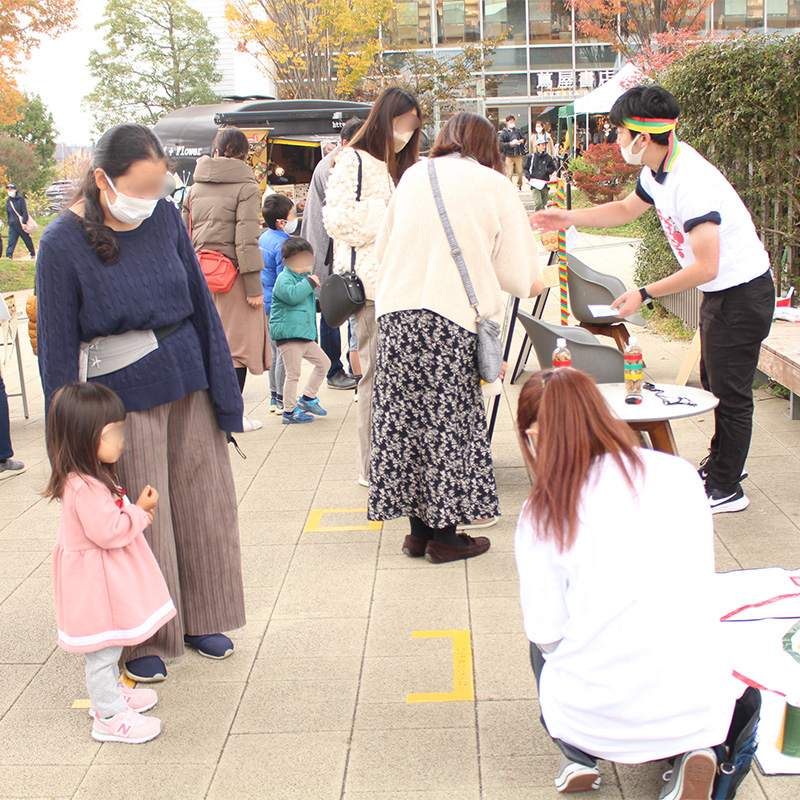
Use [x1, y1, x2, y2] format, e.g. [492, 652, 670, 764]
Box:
[283, 217, 298, 234]
[103, 173, 160, 225]
[507, 122, 515, 129]
[535, 125, 543, 132]
[620, 134, 646, 166]
[393, 129, 413, 153]
[8, 190, 16, 197]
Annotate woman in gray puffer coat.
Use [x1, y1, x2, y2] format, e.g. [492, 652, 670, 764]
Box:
[182, 127, 270, 431]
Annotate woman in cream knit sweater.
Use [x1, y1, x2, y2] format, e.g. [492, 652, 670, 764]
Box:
[323, 87, 422, 485]
[369, 112, 543, 563]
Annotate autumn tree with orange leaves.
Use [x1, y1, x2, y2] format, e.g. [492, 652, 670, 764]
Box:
[571, 0, 714, 72]
[0, 0, 78, 125]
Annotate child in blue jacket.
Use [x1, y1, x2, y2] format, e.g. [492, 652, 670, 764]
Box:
[259, 193, 297, 413]
[269, 237, 331, 424]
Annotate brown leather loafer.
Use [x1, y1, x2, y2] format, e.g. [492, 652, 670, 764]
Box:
[425, 535, 491, 563]
[402, 534, 428, 557]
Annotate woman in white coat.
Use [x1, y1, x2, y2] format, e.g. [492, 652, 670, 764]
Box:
[324, 87, 422, 486]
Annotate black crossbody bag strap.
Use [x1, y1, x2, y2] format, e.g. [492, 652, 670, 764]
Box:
[350, 151, 363, 276]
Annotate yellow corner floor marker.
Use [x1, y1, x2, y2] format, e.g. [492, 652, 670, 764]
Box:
[303, 508, 383, 533]
[406, 630, 475, 703]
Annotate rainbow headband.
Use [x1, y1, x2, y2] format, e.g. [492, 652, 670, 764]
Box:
[622, 116, 680, 172]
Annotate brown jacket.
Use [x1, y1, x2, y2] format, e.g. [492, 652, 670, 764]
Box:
[182, 156, 264, 297]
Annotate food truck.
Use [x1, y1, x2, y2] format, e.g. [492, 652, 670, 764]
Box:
[153, 97, 373, 205]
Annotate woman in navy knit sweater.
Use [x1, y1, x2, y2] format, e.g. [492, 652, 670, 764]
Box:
[36, 124, 246, 682]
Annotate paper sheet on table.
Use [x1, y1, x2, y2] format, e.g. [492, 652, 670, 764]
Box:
[715, 569, 800, 774]
[588, 304, 620, 318]
[715, 568, 800, 621]
[529, 178, 546, 190]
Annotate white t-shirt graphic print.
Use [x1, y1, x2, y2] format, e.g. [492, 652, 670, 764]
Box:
[636, 143, 770, 292]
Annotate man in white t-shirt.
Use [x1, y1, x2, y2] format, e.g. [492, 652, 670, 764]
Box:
[530, 85, 774, 515]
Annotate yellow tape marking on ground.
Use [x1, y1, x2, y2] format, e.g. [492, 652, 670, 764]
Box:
[71, 673, 135, 708]
[303, 508, 383, 533]
[406, 630, 475, 703]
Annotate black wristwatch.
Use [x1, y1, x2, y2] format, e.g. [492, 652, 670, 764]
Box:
[639, 286, 655, 310]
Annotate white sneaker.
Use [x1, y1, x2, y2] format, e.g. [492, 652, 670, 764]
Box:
[708, 485, 749, 514]
[659, 748, 717, 800]
[554, 756, 601, 792]
[357, 475, 369, 487]
[91, 705, 162, 744]
[242, 415, 262, 432]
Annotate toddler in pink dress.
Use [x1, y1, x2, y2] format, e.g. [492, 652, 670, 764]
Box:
[46, 382, 175, 743]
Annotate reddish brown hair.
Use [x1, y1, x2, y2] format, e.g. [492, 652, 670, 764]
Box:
[430, 112, 504, 173]
[516, 368, 642, 552]
[347, 86, 422, 184]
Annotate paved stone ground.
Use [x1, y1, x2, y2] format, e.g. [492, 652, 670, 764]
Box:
[1, 235, 799, 799]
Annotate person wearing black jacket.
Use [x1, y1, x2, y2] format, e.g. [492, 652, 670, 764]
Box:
[594, 121, 618, 145]
[5, 184, 35, 260]
[498, 115, 527, 189]
[524, 138, 557, 211]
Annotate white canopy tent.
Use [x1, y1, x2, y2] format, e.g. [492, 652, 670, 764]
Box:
[559, 62, 646, 153]
[574, 61, 645, 115]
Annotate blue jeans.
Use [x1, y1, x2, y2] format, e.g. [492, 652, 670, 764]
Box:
[0, 371, 13, 461]
[319, 314, 343, 379]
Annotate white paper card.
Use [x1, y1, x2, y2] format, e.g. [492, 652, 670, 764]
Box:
[529, 178, 546, 190]
[588, 304, 620, 318]
[565, 225, 580, 252]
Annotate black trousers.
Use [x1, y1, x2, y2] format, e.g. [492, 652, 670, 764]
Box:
[699, 271, 774, 495]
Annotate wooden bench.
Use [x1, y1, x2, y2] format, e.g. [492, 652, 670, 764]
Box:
[758, 320, 800, 420]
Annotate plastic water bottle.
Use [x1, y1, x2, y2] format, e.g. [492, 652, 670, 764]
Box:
[624, 336, 643, 404]
[552, 338, 571, 369]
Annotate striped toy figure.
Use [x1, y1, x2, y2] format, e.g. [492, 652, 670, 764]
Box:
[556, 179, 568, 326]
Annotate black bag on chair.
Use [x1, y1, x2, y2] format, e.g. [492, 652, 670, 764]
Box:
[320, 151, 366, 328]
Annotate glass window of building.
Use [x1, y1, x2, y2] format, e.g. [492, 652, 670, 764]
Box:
[389, 0, 433, 47]
[483, 46, 528, 71]
[485, 72, 530, 96]
[713, 0, 766, 28]
[529, 0, 572, 42]
[769, 0, 800, 29]
[435, 0, 482, 42]
[483, 0, 528, 42]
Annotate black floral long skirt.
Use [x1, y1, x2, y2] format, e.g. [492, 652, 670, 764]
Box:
[368, 310, 500, 528]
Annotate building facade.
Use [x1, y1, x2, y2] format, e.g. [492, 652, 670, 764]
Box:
[380, 0, 800, 140]
[382, 0, 621, 135]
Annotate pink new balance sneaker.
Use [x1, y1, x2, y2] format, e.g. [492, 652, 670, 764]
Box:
[91, 706, 162, 744]
[88, 682, 158, 717]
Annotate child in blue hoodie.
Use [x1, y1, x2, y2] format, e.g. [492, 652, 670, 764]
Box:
[259, 193, 297, 413]
[269, 237, 331, 424]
